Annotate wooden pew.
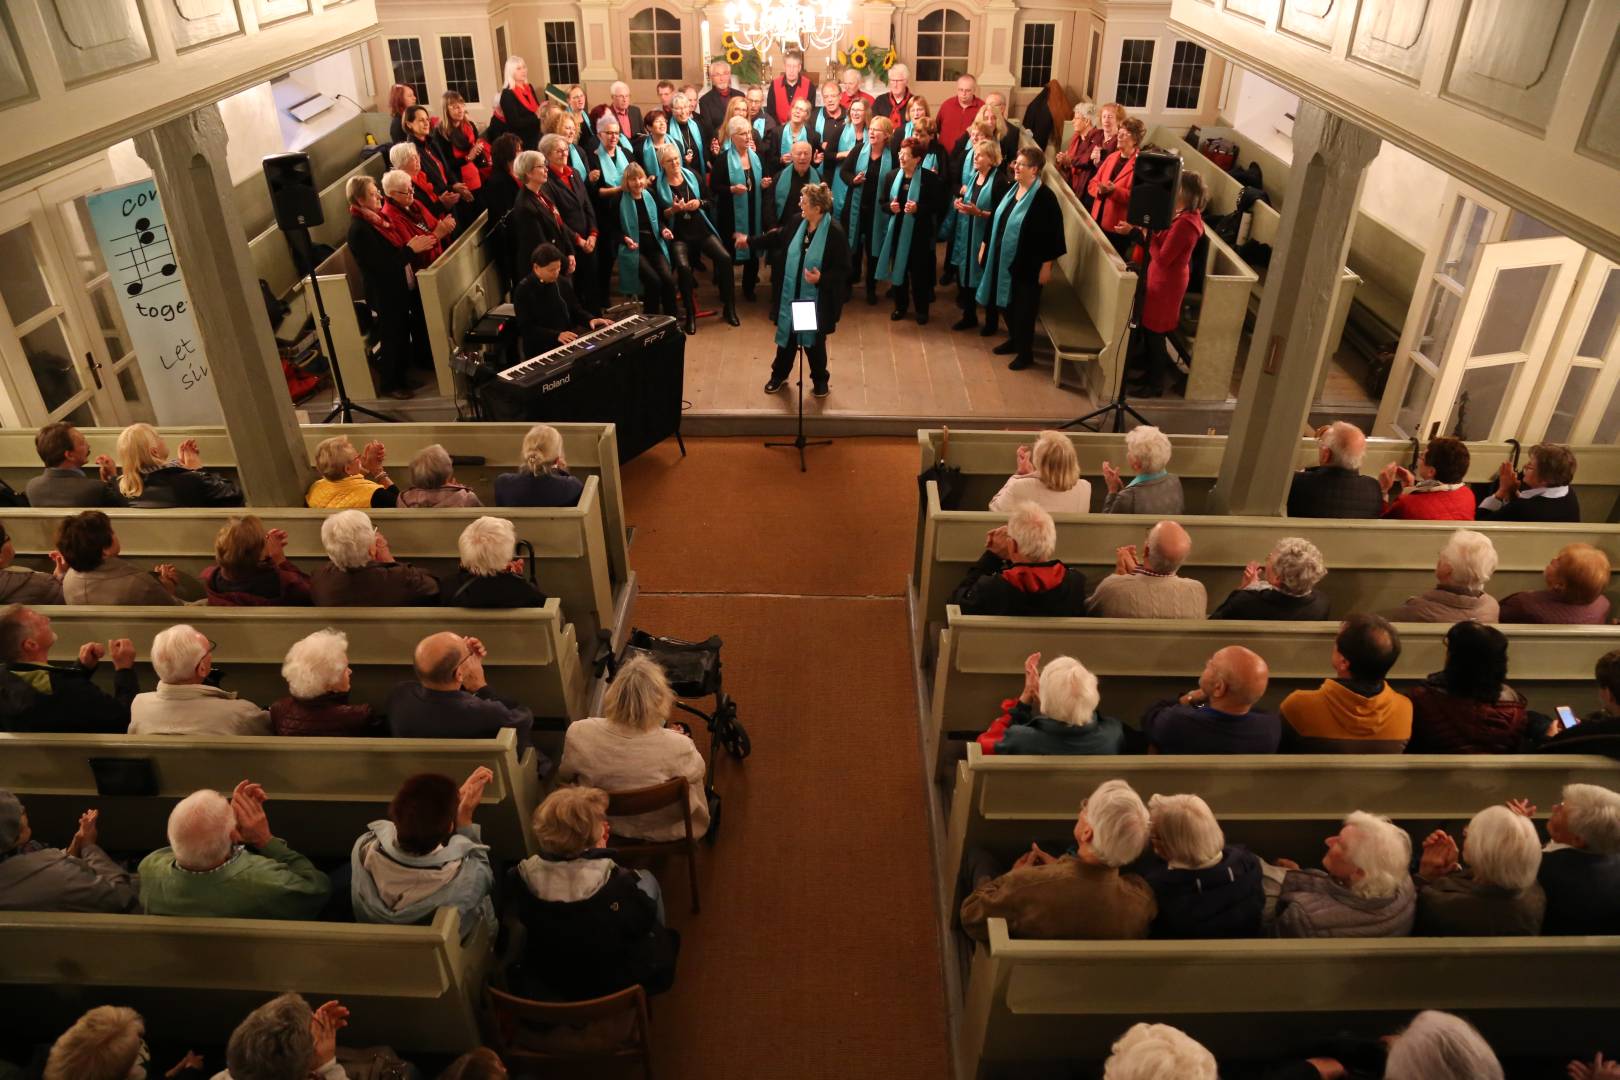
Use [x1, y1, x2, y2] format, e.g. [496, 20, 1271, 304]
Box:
[1038, 161, 1134, 394]
[1, 726, 546, 859]
[961, 919, 1620, 1078]
[0, 907, 490, 1054]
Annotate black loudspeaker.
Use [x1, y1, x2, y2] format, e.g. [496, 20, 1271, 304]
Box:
[1126, 150, 1183, 231]
[263, 152, 324, 231]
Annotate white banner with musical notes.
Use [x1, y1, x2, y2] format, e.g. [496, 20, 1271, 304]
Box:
[85, 180, 223, 425]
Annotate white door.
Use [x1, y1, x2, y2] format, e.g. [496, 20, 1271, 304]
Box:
[1522, 254, 1620, 443]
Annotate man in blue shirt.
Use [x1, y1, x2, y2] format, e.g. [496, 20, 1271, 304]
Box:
[1141, 645, 1280, 753]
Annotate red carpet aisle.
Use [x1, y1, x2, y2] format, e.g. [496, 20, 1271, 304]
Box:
[618, 437, 951, 1080]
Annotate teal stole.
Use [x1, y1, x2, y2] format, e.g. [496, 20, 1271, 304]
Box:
[725, 143, 764, 261]
[639, 136, 671, 176]
[853, 145, 896, 254]
[774, 217, 832, 348]
[977, 182, 1037, 309]
[875, 168, 926, 285]
[656, 167, 721, 242]
[774, 165, 821, 218]
[596, 143, 629, 187]
[753, 117, 769, 143]
[829, 125, 863, 217]
[951, 171, 999, 287]
[568, 143, 589, 183]
[778, 122, 811, 162]
[669, 118, 705, 175]
[903, 120, 915, 139]
[616, 190, 667, 295]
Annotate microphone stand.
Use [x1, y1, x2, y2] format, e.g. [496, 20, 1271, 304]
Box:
[289, 227, 395, 424]
[765, 339, 831, 472]
[1062, 225, 1156, 433]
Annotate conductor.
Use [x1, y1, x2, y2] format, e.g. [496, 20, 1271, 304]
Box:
[512, 243, 613, 359]
[750, 183, 849, 399]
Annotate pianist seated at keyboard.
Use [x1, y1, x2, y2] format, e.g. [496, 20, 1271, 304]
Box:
[494, 423, 585, 508]
[513, 242, 614, 360]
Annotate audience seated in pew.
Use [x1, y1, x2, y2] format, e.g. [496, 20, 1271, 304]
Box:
[494, 424, 586, 508]
[271, 629, 375, 737]
[977, 652, 1122, 756]
[202, 515, 312, 606]
[0, 521, 64, 605]
[1509, 784, 1620, 935]
[1476, 441, 1580, 522]
[0, 792, 138, 913]
[41, 1006, 171, 1080]
[1209, 536, 1330, 621]
[128, 625, 271, 736]
[306, 436, 400, 509]
[388, 632, 536, 752]
[1264, 810, 1415, 938]
[1564, 650, 1620, 742]
[1260, 1010, 1505, 1080]
[959, 778, 1155, 941]
[139, 780, 331, 920]
[1280, 615, 1413, 753]
[1386, 529, 1500, 624]
[1501, 542, 1612, 625]
[1413, 804, 1545, 936]
[216, 993, 365, 1080]
[350, 767, 497, 942]
[988, 430, 1091, 515]
[1103, 1022, 1218, 1080]
[1133, 793, 1263, 939]
[440, 517, 549, 608]
[1140, 645, 1279, 754]
[560, 655, 709, 841]
[25, 421, 124, 507]
[949, 503, 1088, 618]
[1286, 421, 1382, 519]
[399, 444, 483, 508]
[1378, 436, 1475, 520]
[312, 510, 440, 607]
[114, 424, 242, 509]
[509, 786, 681, 1001]
[57, 511, 185, 606]
[0, 606, 137, 734]
[1087, 520, 1206, 619]
[1099, 426, 1184, 515]
[1407, 621, 1529, 754]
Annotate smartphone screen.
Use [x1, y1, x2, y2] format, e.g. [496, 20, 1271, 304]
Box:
[1557, 706, 1580, 732]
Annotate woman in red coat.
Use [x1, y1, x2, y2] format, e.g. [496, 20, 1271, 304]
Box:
[1119, 172, 1206, 397]
[1089, 117, 1143, 258]
[1378, 437, 1477, 519]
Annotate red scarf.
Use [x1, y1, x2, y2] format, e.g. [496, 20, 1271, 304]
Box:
[348, 202, 401, 245]
[383, 197, 442, 269]
[771, 75, 811, 122]
[511, 82, 540, 115]
[411, 136, 451, 191]
[553, 161, 576, 190]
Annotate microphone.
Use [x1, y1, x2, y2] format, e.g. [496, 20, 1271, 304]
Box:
[334, 93, 368, 114]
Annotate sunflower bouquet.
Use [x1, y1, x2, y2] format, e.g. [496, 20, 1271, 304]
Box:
[714, 32, 768, 85]
[836, 38, 900, 83]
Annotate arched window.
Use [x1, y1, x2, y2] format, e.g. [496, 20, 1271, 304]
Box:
[915, 10, 970, 83]
[629, 8, 682, 81]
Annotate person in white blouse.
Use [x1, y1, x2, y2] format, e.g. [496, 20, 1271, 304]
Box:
[989, 430, 1092, 515]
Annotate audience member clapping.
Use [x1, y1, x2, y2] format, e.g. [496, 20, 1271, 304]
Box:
[495, 424, 585, 507]
[1379, 435, 1474, 520]
[1087, 520, 1206, 619]
[1507, 784, 1620, 935]
[1287, 420, 1381, 519]
[0, 792, 138, 913]
[271, 629, 374, 737]
[1280, 615, 1412, 753]
[977, 651, 1121, 755]
[1100, 426, 1183, 515]
[440, 516, 548, 607]
[1477, 442, 1579, 522]
[41, 1006, 200, 1080]
[128, 625, 270, 735]
[1387, 528, 1499, 623]
[57, 510, 184, 605]
[1102, 1023, 1217, 1080]
[960, 778, 1155, 941]
[351, 767, 496, 941]
[311, 509, 439, 606]
[220, 993, 355, 1080]
[1135, 793, 1262, 939]
[1266, 810, 1414, 937]
[398, 443, 483, 507]
[1500, 542, 1611, 624]
[509, 786, 681, 1000]
[140, 781, 331, 919]
[0, 606, 137, 734]
[114, 423, 242, 508]
[306, 436, 400, 509]
[559, 655, 708, 840]
[1413, 804, 1544, 936]
[1141, 645, 1278, 753]
[0, 520, 64, 604]
[26, 421, 123, 507]
[988, 430, 1091, 515]
[950, 502, 1087, 617]
[202, 514, 312, 606]
[388, 632, 536, 750]
[1209, 536, 1329, 620]
[1406, 621, 1527, 753]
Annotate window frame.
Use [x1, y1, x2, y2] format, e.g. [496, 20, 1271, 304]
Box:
[544, 19, 582, 87]
[386, 36, 429, 105]
[1086, 28, 1102, 101]
[494, 23, 509, 73]
[1114, 36, 1155, 111]
[913, 8, 971, 84]
[1018, 21, 1059, 90]
[437, 33, 481, 105]
[626, 7, 682, 82]
[1164, 38, 1208, 113]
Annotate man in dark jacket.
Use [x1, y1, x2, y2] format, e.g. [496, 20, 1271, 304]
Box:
[950, 503, 1086, 617]
[697, 61, 747, 143]
[1511, 784, 1620, 935]
[1286, 421, 1382, 518]
[0, 792, 139, 913]
[388, 632, 537, 755]
[0, 606, 138, 734]
[25, 422, 125, 508]
[1141, 645, 1280, 754]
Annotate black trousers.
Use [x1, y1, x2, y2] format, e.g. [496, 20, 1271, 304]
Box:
[671, 235, 735, 310]
[572, 247, 602, 312]
[1007, 280, 1043, 362]
[1127, 328, 1172, 386]
[595, 223, 618, 304]
[956, 283, 997, 330]
[772, 337, 829, 385]
[892, 277, 931, 317]
[636, 251, 678, 316]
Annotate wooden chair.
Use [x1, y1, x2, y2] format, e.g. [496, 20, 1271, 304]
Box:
[608, 777, 701, 914]
[486, 984, 652, 1079]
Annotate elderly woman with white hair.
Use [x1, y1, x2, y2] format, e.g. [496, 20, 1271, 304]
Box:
[494, 423, 585, 507]
[309, 508, 440, 606]
[127, 625, 270, 736]
[439, 516, 548, 607]
[559, 655, 710, 842]
[1269, 1010, 1505, 1080]
[989, 430, 1092, 515]
[1387, 528, 1500, 623]
[306, 435, 400, 509]
[950, 501, 1088, 617]
[346, 172, 440, 399]
[139, 781, 330, 919]
[269, 629, 375, 737]
[510, 149, 577, 285]
[398, 443, 481, 507]
[1266, 810, 1415, 937]
[961, 778, 1155, 940]
[1210, 536, 1331, 620]
[380, 156, 454, 271]
[1508, 782, 1620, 934]
[1101, 1022, 1217, 1080]
[977, 652, 1121, 756]
[1413, 804, 1544, 935]
[1101, 426, 1184, 515]
[1135, 792, 1263, 938]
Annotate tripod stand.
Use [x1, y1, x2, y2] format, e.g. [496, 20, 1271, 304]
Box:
[764, 340, 831, 472]
[290, 228, 394, 424]
[1063, 226, 1157, 434]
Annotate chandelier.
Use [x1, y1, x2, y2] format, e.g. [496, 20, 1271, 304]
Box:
[721, 0, 851, 57]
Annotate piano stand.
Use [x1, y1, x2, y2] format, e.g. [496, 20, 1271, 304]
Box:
[764, 341, 831, 473]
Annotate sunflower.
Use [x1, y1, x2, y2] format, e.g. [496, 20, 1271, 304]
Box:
[727, 46, 744, 64]
[850, 49, 868, 69]
[852, 35, 869, 50]
[883, 46, 897, 68]
[722, 31, 736, 47]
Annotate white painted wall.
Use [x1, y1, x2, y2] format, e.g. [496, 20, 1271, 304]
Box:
[277, 48, 370, 152]
[219, 83, 287, 185]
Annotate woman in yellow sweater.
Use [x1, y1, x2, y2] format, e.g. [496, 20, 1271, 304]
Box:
[305, 436, 400, 508]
